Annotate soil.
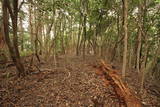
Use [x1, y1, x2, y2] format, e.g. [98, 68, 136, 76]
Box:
[0, 55, 159, 107]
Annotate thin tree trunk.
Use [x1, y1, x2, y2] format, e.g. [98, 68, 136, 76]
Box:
[111, 12, 120, 62]
[3, 0, 25, 77]
[122, 0, 128, 79]
[61, 15, 66, 55]
[76, 20, 82, 56]
[35, 22, 41, 63]
[136, 5, 142, 73]
[83, 15, 87, 59]
[19, 16, 24, 51]
[29, 4, 34, 49]
[11, 0, 20, 58]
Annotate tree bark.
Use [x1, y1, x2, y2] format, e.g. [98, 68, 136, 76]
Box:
[136, 4, 143, 73]
[29, 3, 34, 49]
[2, 0, 25, 77]
[19, 16, 24, 51]
[83, 14, 87, 59]
[122, 0, 128, 79]
[76, 17, 82, 56]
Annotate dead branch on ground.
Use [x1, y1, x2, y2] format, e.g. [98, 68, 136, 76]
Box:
[94, 60, 142, 107]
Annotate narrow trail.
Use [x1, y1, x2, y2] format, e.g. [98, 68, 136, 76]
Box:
[0, 55, 158, 106]
[1, 56, 110, 106]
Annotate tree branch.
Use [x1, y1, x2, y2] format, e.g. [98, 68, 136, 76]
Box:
[5, 0, 14, 20]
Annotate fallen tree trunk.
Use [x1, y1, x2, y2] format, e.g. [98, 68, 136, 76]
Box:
[94, 60, 142, 107]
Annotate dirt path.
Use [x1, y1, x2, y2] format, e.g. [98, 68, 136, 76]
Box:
[0, 55, 159, 107]
[0, 56, 113, 106]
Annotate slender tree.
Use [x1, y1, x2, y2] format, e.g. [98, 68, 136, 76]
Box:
[136, 3, 142, 73]
[2, 0, 25, 77]
[122, 0, 128, 79]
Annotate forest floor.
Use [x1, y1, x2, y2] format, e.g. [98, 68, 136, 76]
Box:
[0, 55, 159, 107]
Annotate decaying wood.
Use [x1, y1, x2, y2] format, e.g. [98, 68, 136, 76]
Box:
[94, 60, 142, 107]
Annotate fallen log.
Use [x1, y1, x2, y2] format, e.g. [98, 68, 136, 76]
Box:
[94, 60, 142, 107]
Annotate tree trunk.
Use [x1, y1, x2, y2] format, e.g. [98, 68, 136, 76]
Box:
[83, 15, 87, 59]
[111, 11, 120, 62]
[35, 20, 41, 63]
[122, 0, 128, 79]
[136, 4, 142, 73]
[29, 4, 34, 49]
[19, 16, 24, 51]
[76, 19, 82, 56]
[2, 0, 25, 77]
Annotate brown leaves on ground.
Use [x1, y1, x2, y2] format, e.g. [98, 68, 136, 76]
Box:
[0, 55, 159, 106]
